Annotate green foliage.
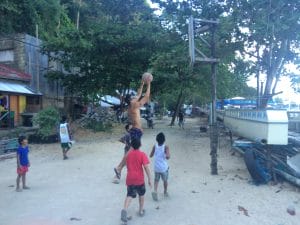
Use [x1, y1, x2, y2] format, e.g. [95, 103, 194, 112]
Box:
[150, 0, 252, 108]
[0, 0, 73, 40]
[152, 0, 300, 108]
[228, 0, 300, 106]
[43, 0, 162, 98]
[290, 74, 300, 93]
[3, 0, 282, 109]
[32, 107, 60, 138]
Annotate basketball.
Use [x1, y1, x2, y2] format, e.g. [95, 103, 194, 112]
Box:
[142, 72, 153, 83]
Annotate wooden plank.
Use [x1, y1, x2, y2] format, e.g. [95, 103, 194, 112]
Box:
[0, 152, 15, 160]
[195, 18, 220, 24]
[0, 138, 18, 154]
[195, 57, 220, 63]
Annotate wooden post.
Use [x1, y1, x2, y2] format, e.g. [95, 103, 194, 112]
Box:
[210, 25, 218, 175]
[36, 24, 40, 93]
[188, 17, 219, 175]
[266, 145, 277, 184]
[8, 94, 11, 129]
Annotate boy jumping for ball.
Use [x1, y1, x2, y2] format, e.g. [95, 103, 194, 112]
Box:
[114, 73, 152, 178]
[125, 74, 151, 140]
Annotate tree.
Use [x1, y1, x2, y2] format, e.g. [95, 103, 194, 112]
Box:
[44, 0, 163, 99]
[228, 0, 300, 108]
[151, 43, 192, 125]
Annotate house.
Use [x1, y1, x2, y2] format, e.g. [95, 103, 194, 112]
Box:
[0, 34, 65, 127]
[0, 64, 41, 127]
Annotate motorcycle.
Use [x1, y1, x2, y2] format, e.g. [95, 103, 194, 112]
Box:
[143, 114, 154, 129]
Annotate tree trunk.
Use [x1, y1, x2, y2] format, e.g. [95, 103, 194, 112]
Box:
[260, 39, 288, 108]
[170, 88, 183, 126]
[261, 75, 274, 108]
[64, 95, 73, 120]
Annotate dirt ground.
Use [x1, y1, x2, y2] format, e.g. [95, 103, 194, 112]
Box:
[0, 117, 299, 225]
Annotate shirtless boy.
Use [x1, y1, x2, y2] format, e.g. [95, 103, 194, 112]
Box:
[114, 73, 152, 180]
[125, 75, 151, 140]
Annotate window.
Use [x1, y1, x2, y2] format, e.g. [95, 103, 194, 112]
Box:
[0, 50, 14, 62]
[27, 96, 40, 105]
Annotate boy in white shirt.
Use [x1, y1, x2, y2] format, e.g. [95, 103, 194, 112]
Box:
[59, 116, 72, 160]
[149, 132, 170, 201]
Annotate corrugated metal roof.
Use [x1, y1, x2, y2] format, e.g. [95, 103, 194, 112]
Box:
[0, 64, 31, 81]
[0, 81, 42, 95]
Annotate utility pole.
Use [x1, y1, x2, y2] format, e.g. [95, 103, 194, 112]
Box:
[189, 16, 220, 175]
[36, 24, 40, 92]
[210, 23, 218, 175]
[76, 0, 82, 30]
[256, 46, 260, 109]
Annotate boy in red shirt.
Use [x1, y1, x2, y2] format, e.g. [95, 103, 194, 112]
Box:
[121, 138, 152, 223]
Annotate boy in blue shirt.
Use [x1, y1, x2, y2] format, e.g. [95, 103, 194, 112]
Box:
[16, 135, 30, 192]
[113, 123, 132, 184]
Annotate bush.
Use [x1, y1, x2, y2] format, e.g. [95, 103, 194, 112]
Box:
[32, 107, 60, 139]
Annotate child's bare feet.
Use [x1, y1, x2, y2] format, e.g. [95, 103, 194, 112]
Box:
[138, 209, 145, 217]
[112, 178, 120, 184]
[164, 192, 169, 197]
[23, 186, 30, 190]
[121, 209, 127, 222]
[152, 191, 158, 201]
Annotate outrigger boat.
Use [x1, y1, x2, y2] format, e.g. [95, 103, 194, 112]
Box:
[219, 109, 300, 187]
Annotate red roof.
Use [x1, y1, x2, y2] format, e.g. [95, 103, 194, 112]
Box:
[0, 64, 31, 81]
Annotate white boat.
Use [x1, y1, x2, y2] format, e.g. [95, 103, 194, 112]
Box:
[222, 109, 288, 145]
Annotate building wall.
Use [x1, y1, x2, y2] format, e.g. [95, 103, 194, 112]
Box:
[19, 95, 26, 113]
[9, 95, 19, 125]
[23, 34, 64, 106]
[0, 34, 26, 70]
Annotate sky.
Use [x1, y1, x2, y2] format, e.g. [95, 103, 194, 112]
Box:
[247, 64, 300, 104]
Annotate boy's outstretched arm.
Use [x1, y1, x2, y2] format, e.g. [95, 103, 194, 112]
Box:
[149, 146, 155, 158]
[138, 82, 151, 106]
[144, 164, 152, 188]
[136, 81, 144, 100]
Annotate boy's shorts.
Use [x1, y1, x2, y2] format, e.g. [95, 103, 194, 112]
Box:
[61, 143, 71, 149]
[129, 128, 143, 140]
[127, 184, 146, 198]
[154, 170, 169, 182]
[17, 166, 28, 175]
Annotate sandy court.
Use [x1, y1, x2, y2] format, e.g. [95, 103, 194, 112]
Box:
[0, 117, 299, 225]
